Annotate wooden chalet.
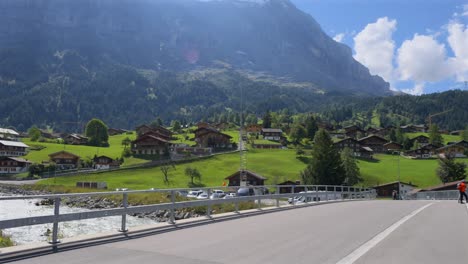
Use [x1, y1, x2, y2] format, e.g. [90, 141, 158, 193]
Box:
[139, 130, 172, 141]
[131, 134, 171, 156]
[108, 128, 128, 136]
[334, 138, 373, 158]
[64, 134, 88, 145]
[358, 135, 388, 153]
[410, 135, 430, 146]
[246, 124, 263, 133]
[260, 128, 283, 141]
[401, 124, 427, 133]
[0, 128, 19, 141]
[49, 151, 81, 170]
[0, 157, 31, 174]
[278, 180, 305, 194]
[136, 125, 173, 138]
[436, 140, 468, 158]
[0, 140, 29, 157]
[93, 155, 120, 170]
[344, 125, 366, 139]
[384, 142, 403, 152]
[373, 181, 417, 198]
[225, 170, 266, 186]
[403, 144, 438, 159]
[39, 129, 61, 139]
[197, 122, 210, 129]
[449, 130, 463, 136]
[194, 127, 232, 149]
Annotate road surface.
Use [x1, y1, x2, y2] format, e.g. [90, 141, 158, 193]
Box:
[4, 200, 468, 264]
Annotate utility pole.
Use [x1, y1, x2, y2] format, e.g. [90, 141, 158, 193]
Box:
[239, 84, 247, 187]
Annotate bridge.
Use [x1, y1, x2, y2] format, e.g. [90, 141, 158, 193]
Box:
[1, 187, 468, 263]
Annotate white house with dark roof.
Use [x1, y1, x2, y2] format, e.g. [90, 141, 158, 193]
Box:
[0, 157, 32, 174]
[0, 128, 19, 141]
[260, 128, 283, 141]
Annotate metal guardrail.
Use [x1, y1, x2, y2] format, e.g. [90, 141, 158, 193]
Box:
[0, 185, 376, 244]
[407, 190, 462, 200]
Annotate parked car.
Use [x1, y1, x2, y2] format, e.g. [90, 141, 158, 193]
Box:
[237, 186, 269, 196]
[196, 192, 209, 199]
[223, 193, 236, 199]
[210, 193, 225, 199]
[187, 190, 204, 198]
[176, 190, 189, 197]
[212, 189, 225, 195]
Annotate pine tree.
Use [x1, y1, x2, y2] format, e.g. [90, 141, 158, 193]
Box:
[300, 129, 345, 185]
[429, 124, 444, 147]
[437, 154, 467, 183]
[305, 115, 318, 141]
[461, 125, 468, 141]
[290, 124, 306, 145]
[262, 111, 272, 128]
[341, 147, 362, 186]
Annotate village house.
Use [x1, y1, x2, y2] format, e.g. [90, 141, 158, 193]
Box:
[333, 138, 374, 159]
[0, 140, 29, 157]
[384, 142, 403, 152]
[246, 124, 263, 134]
[436, 140, 468, 158]
[278, 180, 305, 194]
[358, 135, 389, 153]
[404, 144, 438, 159]
[343, 125, 366, 139]
[373, 181, 417, 199]
[400, 124, 428, 133]
[64, 134, 89, 145]
[139, 130, 172, 141]
[39, 129, 61, 139]
[93, 155, 120, 170]
[49, 151, 81, 170]
[410, 135, 430, 147]
[136, 124, 174, 139]
[260, 128, 283, 141]
[0, 157, 32, 175]
[0, 128, 19, 141]
[196, 122, 210, 129]
[131, 134, 172, 156]
[194, 127, 232, 149]
[225, 170, 266, 186]
[108, 128, 129, 136]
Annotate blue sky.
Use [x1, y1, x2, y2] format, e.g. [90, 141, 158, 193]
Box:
[291, 0, 468, 94]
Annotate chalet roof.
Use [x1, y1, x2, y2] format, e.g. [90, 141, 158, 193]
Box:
[140, 130, 171, 139]
[66, 134, 88, 140]
[410, 135, 429, 140]
[48, 150, 81, 159]
[358, 135, 388, 143]
[0, 140, 29, 148]
[373, 181, 417, 188]
[195, 127, 232, 138]
[224, 170, 267, 180]
[384, 141, 403, 147]
[361, 147, 374, 152]
[422, 180, 462, 191]
[5, 157, 32, 163]
[436, 140, 468, 151]
[0, 128, 19, 136]
[261, 128, 283, 133]
[132, 134, 171, 144]
[334, 137, 359, 145]
[278, 180, 301, 185]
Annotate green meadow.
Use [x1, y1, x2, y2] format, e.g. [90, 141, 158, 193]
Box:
[38, 148, 467, 190]
[406, 132, 461, 144]
[22, 133, 146, 167]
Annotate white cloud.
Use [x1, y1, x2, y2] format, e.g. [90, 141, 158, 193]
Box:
[447, 22, 468, 81]
[353, 17, 397, 82]
[333, 33, 345, 43]
[396, 34, 453, 82]
[402, 83, 425, 95]
[462, 4, 468, 16]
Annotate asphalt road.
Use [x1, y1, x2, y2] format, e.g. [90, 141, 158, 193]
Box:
[4, 200, 468, 264]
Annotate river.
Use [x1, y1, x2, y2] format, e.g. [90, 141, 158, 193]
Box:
[0, 194, 157, 245]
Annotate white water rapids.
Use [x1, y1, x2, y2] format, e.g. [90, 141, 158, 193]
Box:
[0, 194, 157, 245]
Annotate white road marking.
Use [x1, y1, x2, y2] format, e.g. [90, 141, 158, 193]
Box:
[336, 203, 433, 264]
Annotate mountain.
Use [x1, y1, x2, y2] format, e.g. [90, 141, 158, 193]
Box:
[0, 0, 390, 131]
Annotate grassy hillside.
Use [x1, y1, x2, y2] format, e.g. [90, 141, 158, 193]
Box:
[405, 132, 461, 144]
[22, 133, 146, 167]
[37, 148, 467, 190]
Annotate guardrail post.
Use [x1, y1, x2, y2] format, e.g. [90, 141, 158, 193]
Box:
[325, 186, 329, 201]
[276, 186, 280, 208]
[292, 185, 295, 206]
[315, 185, 319, 202]
[207, 188, 211, 218]
[170, 190, 176, 224]
[333, 186, 336, 200]
[50, 197, 61, 244]
[120, 193, 128, 232]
